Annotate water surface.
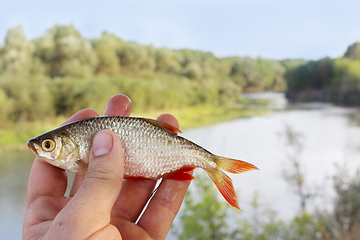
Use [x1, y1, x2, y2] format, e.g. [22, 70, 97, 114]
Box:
[183, 99, 360, 221]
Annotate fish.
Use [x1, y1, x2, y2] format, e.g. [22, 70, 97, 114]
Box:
[28, 116, 258, 209]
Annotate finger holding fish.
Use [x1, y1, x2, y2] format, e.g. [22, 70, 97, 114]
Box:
[135, 114, 191, 239]
[103, 94, 132, 117]
[110, 114, 179, 220]
[138, 176, 192, 240]
[64, 109, 100, 197]
[62, 108, 100, 126]
[23, 108, 101, 239]
[69, 94, 132, 197]
[110, 114, 183, 225]
[111, 113, 188, 240]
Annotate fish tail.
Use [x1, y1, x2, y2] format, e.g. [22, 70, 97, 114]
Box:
[206, 156, 258, 210]
[213, 155, 259, 174]
[207, 167, 240, 209]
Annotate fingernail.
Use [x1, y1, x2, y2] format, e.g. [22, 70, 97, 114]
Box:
[93, 131, 113, 156]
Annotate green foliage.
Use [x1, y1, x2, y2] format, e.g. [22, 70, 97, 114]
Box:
[33, 25, 99, 78]
[286, 57, 334, 94]
[92, 32, 124, 75]
[1, 26, 34, 74]
[183, 61, 202, 79]
[173, 178, 286, 240]
[1, 24, 360, 128]
[343, 42, 360, 60]
[332, 58, 360, 91]
[0, 24, 293, 128]
[172, 173, 232, 240]
[232, 191, 285, 240]
[0, 88, 14, 125]
[285, 46, 360, 107]
[280, 125, 314, 214]
[155, 47, 182, 74]
[230, 57, 286, 91]
[285, 212, 323, 239]
[118, 42, 155, 73]
[332, 166, 360, 238]
[0, 74, 54, 121]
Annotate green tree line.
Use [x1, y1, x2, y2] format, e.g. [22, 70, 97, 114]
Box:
[0, 25, 290, 126]
[286, 42, 360, 106]
[1, 25, 357, 126]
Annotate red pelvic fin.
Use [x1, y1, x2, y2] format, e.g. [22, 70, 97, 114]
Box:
[207, 168, 240, 210]
[143, 118, 182, 135]
[163, 167, 197, 180]
[213, 156, 259, 174]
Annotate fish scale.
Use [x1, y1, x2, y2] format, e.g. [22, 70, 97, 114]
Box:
[65, 117, 209, 178]
[28, 116, 258, 209]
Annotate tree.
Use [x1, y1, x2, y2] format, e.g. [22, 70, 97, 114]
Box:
[285, 58, 334, 97]
[229, 57, 286, 92]
[93, 32, 124, 75]
[280, 125, 314, 214]
[118, 42, 156, 73]
[332, 166, 360, 239]
[0, 26, 34, 74]
[45, 25, 98, 78]
[343, 42, 360, 60]
[155, 47, 182, 74]
[233, 191, 285, 240]
[0, 88, 14, 125]
[0, 75, 54, 121]
[183, 61, 202, 79]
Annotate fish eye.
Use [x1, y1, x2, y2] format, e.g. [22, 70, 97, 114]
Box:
[41, 139, 56, 152]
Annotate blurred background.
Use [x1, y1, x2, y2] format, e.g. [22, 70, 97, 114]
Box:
[1, 0, 360, 239]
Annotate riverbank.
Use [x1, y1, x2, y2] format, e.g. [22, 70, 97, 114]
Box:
[286, 89, 360, 106]
[0, 98, 270, 152]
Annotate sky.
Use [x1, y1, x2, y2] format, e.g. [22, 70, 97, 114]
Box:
[1, 0, 360, 60]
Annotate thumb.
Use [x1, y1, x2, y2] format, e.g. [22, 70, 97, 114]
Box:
[45, 130, 123, 239]
[73, 129, 124, 214]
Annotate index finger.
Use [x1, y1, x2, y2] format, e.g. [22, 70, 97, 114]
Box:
[69, 94, 133, 197]
[136, 114, 192, 239]
[111, 113, 185, 237]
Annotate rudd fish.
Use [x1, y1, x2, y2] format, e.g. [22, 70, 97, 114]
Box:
[28, 116, 258, 209]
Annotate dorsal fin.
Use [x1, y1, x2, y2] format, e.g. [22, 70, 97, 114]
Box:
[143, 118, 182, 135]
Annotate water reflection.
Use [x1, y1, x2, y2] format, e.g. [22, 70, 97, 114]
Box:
[241, 92, 288, 110]
[0, 150, 33, 240]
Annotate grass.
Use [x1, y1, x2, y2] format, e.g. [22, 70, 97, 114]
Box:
[152, 104, 269, 130]
[0, 99, 270, 151]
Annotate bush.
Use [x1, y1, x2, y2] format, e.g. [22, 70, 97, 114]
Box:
[0, 74, 54, 121]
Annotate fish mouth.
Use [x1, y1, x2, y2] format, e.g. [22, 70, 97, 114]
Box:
[27, 140, 38, 155]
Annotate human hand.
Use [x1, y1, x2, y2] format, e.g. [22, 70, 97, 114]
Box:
[23, 94, 192, 240]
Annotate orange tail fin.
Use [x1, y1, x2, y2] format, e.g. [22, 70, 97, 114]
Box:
[207, 156, 258, 209]
[207, 168, 240, 209]
[213, 156, 259, 174]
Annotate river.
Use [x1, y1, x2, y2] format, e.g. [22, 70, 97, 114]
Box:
[1, 92, 360, 239]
